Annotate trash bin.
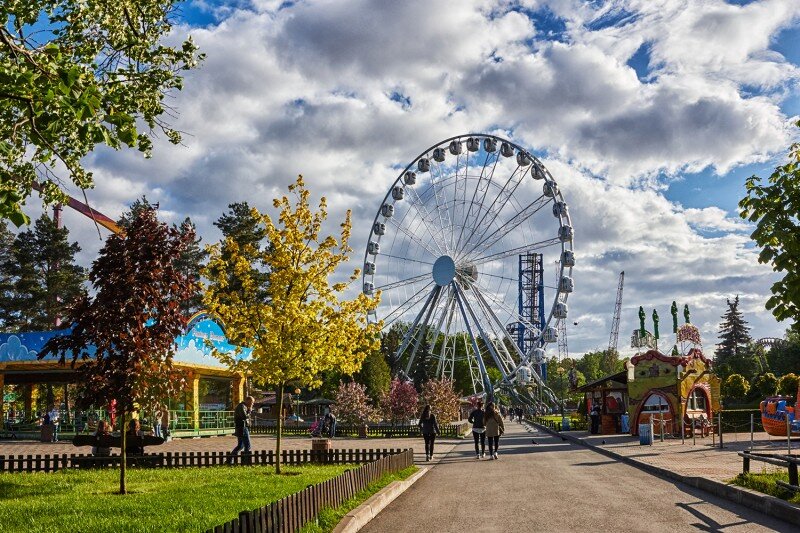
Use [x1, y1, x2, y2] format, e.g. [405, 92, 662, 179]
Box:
[621, 414, 630, 434]
[638, 423, 652, 445]
[40, 424, 54, 442]
[561, 417, 570, 431]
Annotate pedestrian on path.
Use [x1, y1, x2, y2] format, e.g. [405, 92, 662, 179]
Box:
[418, 404, 439, 461]
[230, 396, 255, 463]
[515, 406, 523, 422]
[484, 402, 505, 460]
[468, 400, 486, 459]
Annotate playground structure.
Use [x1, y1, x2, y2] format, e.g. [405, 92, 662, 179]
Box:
[0, 189, 251, 437]
[363, 133, 573, 409]
[760, 391, 800, 437]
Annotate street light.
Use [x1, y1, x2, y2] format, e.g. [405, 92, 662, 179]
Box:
[556, 366, 565, 417]
[294, 388, 301, 424]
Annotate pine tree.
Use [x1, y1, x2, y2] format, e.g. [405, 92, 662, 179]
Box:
[412, 337, 432, 390]
[2, 215, 86, 331]
[119, 199, 205, 315]
[356, 349, 391, 402]
[715, 296, 754, 378]
[381, 323, 405, 377]
[0, 221, 17, 328]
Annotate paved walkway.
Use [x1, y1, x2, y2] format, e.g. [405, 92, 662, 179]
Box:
[562, 428, 797, 481]
[362, 421, 794, 532]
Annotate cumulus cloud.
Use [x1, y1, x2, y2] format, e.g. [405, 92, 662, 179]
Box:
[34, 0, 799, 355]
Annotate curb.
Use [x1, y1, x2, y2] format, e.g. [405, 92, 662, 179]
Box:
[333, 466, 429, 533]
[531, 422, 800, 527]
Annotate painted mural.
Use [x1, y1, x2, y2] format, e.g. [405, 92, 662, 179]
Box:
[0, 313, 249, 369]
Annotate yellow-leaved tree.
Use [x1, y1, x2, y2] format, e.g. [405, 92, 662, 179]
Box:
[203, 175, 381, 473]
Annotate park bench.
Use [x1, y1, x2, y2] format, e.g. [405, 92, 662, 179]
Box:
[71, 434, 165, 467]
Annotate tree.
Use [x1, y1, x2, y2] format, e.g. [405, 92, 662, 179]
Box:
[722, 374, 750, 401]
[0, 214, 86, 331]
[420, 378, 460, 424]
[0, 220, 15, 327]
[753, 372, 779, 398]
[203, 176, 381, 473]
[767, 329, 800, 377]
[740, 130, 800, 330]
[0, 1, 203, 225]
[715, 296, 755, 379]
[356, 349, 391, 402]
[379, 378, 418, 425]
[381, 322, 405, 377]
[332, 381, 377, 426]
[411, 337, 432, 390]
[778, 373, 799, 398]
[39, 207, 194, 494]
[119, 198, 205, 315]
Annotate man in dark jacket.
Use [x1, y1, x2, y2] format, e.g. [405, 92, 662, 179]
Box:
[230, 396, 255, 461]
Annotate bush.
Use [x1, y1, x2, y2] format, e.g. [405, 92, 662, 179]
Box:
[753, 372, 779, 397]
[723, 374, 750, 400]
[777, 373, 799, 398]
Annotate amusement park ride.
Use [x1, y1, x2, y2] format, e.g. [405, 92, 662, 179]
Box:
[362, 133, 574, 408]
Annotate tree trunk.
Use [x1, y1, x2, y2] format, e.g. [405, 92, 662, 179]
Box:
[119, 406, 127, 495]
[276, 383, 284, 475]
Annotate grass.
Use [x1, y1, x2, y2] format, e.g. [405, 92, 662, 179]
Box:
[0, 464, 352, 533]
[300, 465, 418, 533]
[730, 472, 800, 504]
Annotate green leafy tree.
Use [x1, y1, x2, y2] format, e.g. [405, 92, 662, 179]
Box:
[740, 131, 800, 329]
[355, 349, 391, 402]
[753, 372, 779, 398]
[39, 207, 194, 494]
[0, 220, 18, 327]
[0, 214, 85, 330]
[767, 330, 800, 377]
[202, 177, 381, 474]
[778, 373, 799, 398]
[0, 1, 203, 225]
[722, 374, 750, 401]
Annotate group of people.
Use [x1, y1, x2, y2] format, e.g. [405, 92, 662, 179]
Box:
[500, 405, 525, 422]
[468, 400, 505, 460]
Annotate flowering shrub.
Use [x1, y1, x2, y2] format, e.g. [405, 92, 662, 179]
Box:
[332, 381, 378, 425]
[420, 378, 460, 424]
[379, 378, 418, 425]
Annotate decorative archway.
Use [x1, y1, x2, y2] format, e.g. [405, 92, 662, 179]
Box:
[633, 390, 676, 434]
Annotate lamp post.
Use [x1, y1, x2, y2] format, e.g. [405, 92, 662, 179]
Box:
[557, 366, 565, 417]
[294, 388, 301, 425]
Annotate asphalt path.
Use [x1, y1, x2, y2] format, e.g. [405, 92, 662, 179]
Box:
[362, 421, 795, 532]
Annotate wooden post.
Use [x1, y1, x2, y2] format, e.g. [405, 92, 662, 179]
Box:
[718, 411, 723, 449]
[787, 413, 792, 455]
[743, 455, 750, 474]
[232, 373, 245, 406]
[692, 418, 696, 446]
[192, 375, 200, 432]
[750, 413, 754, 451]
[789, 461, 799, 487]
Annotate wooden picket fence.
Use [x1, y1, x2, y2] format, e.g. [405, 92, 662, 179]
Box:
[251, 421, 468, 438]
[206, 448, 415, 533]
[0, 448, 408, 473]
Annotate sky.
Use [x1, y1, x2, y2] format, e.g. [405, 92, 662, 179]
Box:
[27, 0, 800, 358]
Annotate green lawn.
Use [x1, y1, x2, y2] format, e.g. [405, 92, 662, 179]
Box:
[0, 464, 351, 533]
[730, 472, 800, 505]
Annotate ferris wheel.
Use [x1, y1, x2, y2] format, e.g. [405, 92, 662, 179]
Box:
[362, 133, 574, 401]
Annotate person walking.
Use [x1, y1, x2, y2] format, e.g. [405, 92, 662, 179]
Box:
[468, 400, 487, 459]
[515, 406, 523, 423]
[590, 403, 601, 434]
[485, 402, 505, 460]
[323, 408, 336, 439]
[418, 404, 440, 462]
[230, 396, 255, 463]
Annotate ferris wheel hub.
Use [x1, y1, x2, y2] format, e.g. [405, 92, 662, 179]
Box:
[432, 255, 456, 286]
